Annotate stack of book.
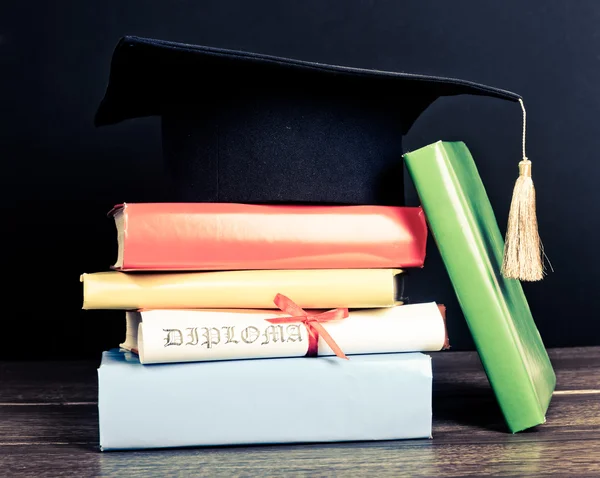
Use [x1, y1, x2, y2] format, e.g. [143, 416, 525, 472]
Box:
[81, 202, 451, 450]
[82, 141, 558, 451]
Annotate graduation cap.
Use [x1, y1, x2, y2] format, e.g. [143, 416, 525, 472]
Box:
[95, 36, 543, 281]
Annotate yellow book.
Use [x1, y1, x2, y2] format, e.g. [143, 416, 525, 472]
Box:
[81, 269, 403, 310]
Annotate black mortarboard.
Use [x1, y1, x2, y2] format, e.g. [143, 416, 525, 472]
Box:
[95, 36, 544, 281]
[95, 36, 521, 206]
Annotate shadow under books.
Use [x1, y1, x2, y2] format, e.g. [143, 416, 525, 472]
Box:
[432, 381, 506, 432]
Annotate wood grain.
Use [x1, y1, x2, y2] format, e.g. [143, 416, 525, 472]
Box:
[2, 438, 600, 477]
[0, 347, 599, 476]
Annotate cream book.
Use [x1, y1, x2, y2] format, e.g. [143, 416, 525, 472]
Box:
[120, 302, 449, 364]
[81, 269, 404, 310]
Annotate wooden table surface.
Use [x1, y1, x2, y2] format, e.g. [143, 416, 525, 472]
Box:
[1, 347, 598, 477]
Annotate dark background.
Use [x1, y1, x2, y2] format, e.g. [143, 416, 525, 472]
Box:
[1, 1, 598, 359]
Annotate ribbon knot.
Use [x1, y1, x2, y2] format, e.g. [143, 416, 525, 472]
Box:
[266, 293, 349, 360]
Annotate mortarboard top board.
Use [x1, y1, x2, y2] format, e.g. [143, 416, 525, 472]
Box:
[94, 35, 522, 206]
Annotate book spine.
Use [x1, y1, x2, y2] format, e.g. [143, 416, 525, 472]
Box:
[81, 269, 401, 310]
[116, 203, 427, 270]
[136, 302, 447, 364]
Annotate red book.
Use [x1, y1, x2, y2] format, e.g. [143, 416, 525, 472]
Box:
[109, 203, 428, 271]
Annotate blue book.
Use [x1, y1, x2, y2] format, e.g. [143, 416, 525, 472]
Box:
[98, 349, 433, 450]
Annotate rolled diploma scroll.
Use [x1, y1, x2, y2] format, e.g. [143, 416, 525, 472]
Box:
[136, 302, 446, 364]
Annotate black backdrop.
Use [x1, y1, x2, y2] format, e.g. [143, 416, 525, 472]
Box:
[1, 0, 598, 359]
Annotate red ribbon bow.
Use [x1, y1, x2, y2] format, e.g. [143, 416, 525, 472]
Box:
[266, 293, 349, 360]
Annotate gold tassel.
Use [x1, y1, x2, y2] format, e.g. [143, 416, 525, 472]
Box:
[501, 99, 544, 281]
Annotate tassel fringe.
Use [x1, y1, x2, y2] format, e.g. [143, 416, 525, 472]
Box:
[501, 159, 544, 281]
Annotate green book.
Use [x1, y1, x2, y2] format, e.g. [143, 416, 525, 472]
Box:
[403, 141, 555, 433]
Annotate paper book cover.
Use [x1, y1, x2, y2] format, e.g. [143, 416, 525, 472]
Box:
[81, 269, 404, 310]
[108, 203, 427, 271]
[98, 349, 433, 450]
[121, 302, 449, 364]
[403, 141, 556, 433]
